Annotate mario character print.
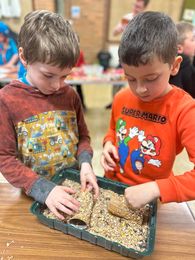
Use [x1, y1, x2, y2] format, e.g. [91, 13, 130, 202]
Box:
[116, 119, 142, 173]
[116, 119, 162, 175]
[130, 130, 161, 174]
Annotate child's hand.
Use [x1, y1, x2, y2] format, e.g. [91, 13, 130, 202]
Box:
[80, 162, 99, 199]
[45, 186, 80, 220]
[125, 182, 160, 208]
[101, 141, 119, 171]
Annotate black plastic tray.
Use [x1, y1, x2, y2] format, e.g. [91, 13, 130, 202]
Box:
[30, 168, 157, 258]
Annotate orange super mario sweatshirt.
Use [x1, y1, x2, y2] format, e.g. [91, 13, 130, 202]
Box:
[104, 86, 195, 203]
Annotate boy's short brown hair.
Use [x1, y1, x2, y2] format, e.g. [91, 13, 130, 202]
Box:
[118, 11, 178, 66]
[18, 10, 80, 68]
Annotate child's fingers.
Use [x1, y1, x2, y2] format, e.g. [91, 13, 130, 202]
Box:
[85, 182, 99, 200]
[68, 196, 80, 208]
[81, 174, 99, 199]
[102, 152, 116, 167]
[85, 183, 93, 191]
[60, 198, 80, 212]
[101, 155, 115, 171]
[111, 146, 119, 161]
[48, 205, 65, 220]
[105, 164, 115, 171]
[63, 186, 77, 194]
[93, 184, 99, 200]
[90, 181, 99, 199]
[60, 190, 80, 208]
[80, 177, 86, 192]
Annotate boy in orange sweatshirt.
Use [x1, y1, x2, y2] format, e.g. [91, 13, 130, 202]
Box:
[101, 11, 195, 208]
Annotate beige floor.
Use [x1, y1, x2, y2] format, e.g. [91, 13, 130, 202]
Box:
[0, 84, 195, 217]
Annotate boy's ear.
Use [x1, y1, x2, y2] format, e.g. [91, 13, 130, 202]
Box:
[170, 56, 183, 76]
[18, 47, 27, 67]
[177, 44, 184, 54]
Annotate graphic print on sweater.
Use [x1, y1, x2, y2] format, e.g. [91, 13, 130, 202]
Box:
[16, 110, 78, 178]
[116, 118, 162, 175]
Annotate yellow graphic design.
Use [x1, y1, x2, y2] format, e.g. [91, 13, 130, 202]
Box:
[16, 110, 78, 178]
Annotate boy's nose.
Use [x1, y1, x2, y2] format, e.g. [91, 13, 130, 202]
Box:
[136, 83, 148, 94]
[54, 82, 60, 91]
[54, 80, 64, 90]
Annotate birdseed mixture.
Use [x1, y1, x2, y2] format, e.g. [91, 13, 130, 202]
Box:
[43, 179, 151, 251]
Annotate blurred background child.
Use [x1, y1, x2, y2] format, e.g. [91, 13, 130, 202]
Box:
[169, 21, 195, 98]
[0, 21, 18, 68]
[113, 0, 150, 36]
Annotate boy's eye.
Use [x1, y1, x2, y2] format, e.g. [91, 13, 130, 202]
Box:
[126, 77, 136, 82]
[128, 79, 136, 82]
[145, 76, 158, 82]
[44, 74, 53, 78]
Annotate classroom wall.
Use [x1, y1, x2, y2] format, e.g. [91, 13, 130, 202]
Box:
[1, 0, 33, 33]
[63, 0, 185, 63]
[4, 0, 106, 64]
[108, 0, 184, 42]
[0, 0, 187, 64]
[181, 0, 195, 22]
[63, 0, 107, 64]
[1, 0, 55, 34]
[33, 0, 55, 11]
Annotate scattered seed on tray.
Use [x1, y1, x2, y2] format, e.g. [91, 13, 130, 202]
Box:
[42, 179, 150, 251]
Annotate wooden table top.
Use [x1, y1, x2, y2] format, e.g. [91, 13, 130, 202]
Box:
[0, 183, 195, 260]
